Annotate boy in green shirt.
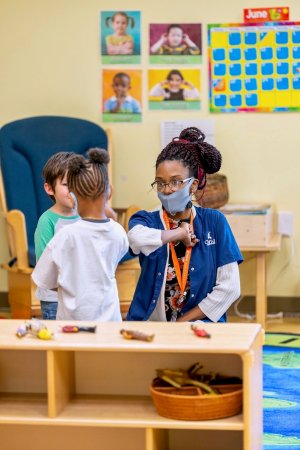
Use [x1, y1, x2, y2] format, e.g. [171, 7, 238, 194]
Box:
[34, 152, 80, 319]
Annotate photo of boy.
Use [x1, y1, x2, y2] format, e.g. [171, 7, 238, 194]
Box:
[101, 11, 141, 64]
[149, 23, 202, 64]
[148, 68, 201, 110]
[103, 70, 142, 123]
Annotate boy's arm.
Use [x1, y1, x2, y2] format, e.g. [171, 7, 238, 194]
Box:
[34, 216, 54, 261]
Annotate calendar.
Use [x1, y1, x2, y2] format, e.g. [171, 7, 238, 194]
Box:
[208, 22, 300, 112]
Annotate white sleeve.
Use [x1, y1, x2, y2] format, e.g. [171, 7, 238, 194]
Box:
[149, 84, 165, 97]
[183, 87, 200, 99]
[199, 262, 240, 322]
[31, 243, 59, 290]
[128, 224, 162, 256]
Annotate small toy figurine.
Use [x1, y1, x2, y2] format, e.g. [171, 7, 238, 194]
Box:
[191, 325, 211, 338]
[16, 319, 53, 340]
[120, 329, 154, 342]
[62, 325, 97, 333]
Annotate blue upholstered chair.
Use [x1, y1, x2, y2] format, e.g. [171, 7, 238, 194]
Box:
[0, 116, 138, 318]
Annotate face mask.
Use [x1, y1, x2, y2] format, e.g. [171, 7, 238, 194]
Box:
[157, 178, 194, 216]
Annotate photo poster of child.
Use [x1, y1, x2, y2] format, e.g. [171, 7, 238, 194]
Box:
[149, 23, 202, 64]
[101, 11, 141, 64]
[102, 69, 142, 123]
[148, 68, 201, 110]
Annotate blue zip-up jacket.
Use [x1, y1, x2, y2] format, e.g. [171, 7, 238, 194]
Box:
[126, 207, 243, 322]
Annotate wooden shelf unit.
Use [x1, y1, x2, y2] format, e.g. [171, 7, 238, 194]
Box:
[0, 321, 263, 450]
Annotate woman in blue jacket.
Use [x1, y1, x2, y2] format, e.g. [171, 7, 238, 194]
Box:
[127, 127, 243, 322]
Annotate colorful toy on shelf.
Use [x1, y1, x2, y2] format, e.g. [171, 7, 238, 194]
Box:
[120, 329, 155, 342]
[62, 325, 97, 333]
[191, 325, 211, 338]
[16, 319, 53, 340]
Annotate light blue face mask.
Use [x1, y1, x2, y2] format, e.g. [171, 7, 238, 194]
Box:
[157, 178, 194, 216]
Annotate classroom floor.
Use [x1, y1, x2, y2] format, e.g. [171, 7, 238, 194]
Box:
[228, 314, 300, 333]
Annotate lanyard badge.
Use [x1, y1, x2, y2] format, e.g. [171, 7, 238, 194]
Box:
[163, 210, 194, 321]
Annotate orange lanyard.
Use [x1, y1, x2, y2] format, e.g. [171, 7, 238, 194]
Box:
[163, 210, 194, 297]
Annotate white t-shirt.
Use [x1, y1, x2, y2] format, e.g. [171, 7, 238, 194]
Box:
[32, 219, 128, 321]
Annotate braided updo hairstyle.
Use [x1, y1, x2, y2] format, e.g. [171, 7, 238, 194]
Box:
[156, 127, 222, 190]
[67, 148, 110, 199]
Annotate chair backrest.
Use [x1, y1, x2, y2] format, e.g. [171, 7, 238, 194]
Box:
[0, 116, 108, 266]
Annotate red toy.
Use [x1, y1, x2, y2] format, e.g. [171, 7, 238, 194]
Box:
[191, 325, 211, 338]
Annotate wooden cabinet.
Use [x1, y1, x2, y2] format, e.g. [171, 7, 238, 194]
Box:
[0, 321, 263, 450]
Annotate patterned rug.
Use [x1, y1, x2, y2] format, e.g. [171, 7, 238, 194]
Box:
[264, 333, 300, 449]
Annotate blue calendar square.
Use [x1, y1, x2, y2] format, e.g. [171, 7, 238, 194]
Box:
[245, 94, 258, 107]
[244, 48, 257, 61]
[230, 94, 242, 107]
[260, 47, 273, 60]
[276, 62, 289, 75]
[244, 78, 257, 91]
[293, 47, 300, 59]
[229, 33, 241, 45]
[244, 32, 257, 45]
[229, 48, 241, 61]
[230, 79, 242, 92]
[276, 31, 288, 44]
[277, 47, 289, 59]
[276, 78, 289, 90]
[245, 63, 257, 76]
[214, 64, 226, 76]
[293, 77, 300, 89]
[261, 63, 273, 76]
[214, 95, 226, 107]
[262, 78, 274, 90]
[292, 31, 300, 44]
[293, 62, 300, 74]
[229, 64, 241, 76]
[213, 48, 225, 61]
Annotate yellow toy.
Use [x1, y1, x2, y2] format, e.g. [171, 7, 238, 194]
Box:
[16, 319, 53, 340]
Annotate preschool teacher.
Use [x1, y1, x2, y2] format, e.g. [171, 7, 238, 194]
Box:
[126, 127, 243, 322]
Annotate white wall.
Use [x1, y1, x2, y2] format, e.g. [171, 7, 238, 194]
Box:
[1, 0, 300, 300]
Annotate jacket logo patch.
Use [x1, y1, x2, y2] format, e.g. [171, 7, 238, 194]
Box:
[205, 231, 216, 246]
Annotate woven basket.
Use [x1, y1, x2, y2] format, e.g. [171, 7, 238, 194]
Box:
[199, 173, 229, 209]
[150, 382, 242, 421]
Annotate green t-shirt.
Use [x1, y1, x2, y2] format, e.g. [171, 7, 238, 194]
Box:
[34, 209, 80, 261]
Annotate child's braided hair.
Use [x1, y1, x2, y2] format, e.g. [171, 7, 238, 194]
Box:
[67, 148, 110, 199]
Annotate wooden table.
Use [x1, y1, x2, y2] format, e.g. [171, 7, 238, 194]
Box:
[240, 233, 282, 330]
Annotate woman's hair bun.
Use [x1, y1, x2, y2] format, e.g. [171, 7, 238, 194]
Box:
[179, 127, 205, 144]
[87, 148, 110, 165]
[68, 155, 86, 175]
[199, 142, 222, 174]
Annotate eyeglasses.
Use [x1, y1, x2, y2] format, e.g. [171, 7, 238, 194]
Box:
[151, 177, 194, 192]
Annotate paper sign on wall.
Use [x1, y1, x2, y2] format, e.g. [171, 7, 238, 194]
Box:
[243, 7, 289, 23]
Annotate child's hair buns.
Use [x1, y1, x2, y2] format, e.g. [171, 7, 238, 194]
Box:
[87, 148, 110, 165]
[68, 155, 86, 175]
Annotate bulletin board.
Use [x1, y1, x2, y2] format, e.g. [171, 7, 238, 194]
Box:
[208, 22, 300, 112]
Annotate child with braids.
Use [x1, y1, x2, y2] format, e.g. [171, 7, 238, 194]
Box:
[32, 149, 128, 321]
[127, 127, 243, 323]
[105, 12, 135, 55]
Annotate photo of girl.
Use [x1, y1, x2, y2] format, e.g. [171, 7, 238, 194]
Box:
[103, 69, 142, 123]
[101, 11, 141, 64]
[149, 23, 202, 64]
[148, 69, 201, 110]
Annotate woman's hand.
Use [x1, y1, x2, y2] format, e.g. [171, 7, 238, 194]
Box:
[179, 222, 199, 247]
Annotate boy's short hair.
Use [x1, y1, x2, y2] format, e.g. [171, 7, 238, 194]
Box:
[113, 72, 131, 84]
[43, 152, 76, 201]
